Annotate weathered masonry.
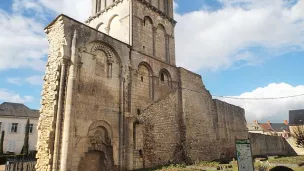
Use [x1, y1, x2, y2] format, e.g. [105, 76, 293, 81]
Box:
[36, 0, 248, 171]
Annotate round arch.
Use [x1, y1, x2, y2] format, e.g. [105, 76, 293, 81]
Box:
[137, 61, 154, 98]
[96, 22, 104, 31]
[90, 41, 122, 64]
[157, 24, 166, 34]
[137, 61, 153, 76]
[144, 16, 153, 26]
[107, 14, 119, 30]
[88, 120, 113, 142]
[159, 68, 172, 87]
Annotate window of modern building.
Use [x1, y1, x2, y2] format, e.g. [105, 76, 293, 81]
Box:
[11, 123, 18, 133]
[7, 140, 16, 152]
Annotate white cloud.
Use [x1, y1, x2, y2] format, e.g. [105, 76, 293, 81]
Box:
[6, 75, 43, 86]
[216, 83, 304, 122]
[0, 0, 91, 72]
[0, 10, 48, 71]
[2, 0, 304, 72]
[0, 89, 34, 103]
[26, 75, 43, 85]
[13, 0, 44, 15]
[175, 0, 304, 71]
[38, 0, 91, 22]
[7, 78, 22, 85]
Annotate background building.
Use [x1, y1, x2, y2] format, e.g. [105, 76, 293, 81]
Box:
[0, 102, 39, 154]
[247, 120, 290, 138]
[289, 109, 304, 126]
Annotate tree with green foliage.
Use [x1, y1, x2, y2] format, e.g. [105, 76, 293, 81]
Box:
[21, 119, 30, 155]
[0, 130, 4, 156]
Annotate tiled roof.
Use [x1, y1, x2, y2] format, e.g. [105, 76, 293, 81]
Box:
[271, 123, 289, 132]
[0, 102, 39, 118]
[259, 123, 274, 132]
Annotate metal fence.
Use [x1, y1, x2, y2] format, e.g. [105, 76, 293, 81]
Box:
[5, 155, 36, 171]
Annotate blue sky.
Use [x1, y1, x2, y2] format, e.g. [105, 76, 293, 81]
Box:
[0, 0, 304, 122]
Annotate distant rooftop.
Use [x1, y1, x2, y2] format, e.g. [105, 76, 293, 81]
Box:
[247, 123, 263, 131]
[247, 120, 290, 133]
[0, 102, 39, 118]
[271, 123, 289, 132]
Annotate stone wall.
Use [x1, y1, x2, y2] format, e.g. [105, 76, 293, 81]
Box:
[139, 90, 182, 168]
[250, 133, 296, 156]
[214, 100, 248, 159]
[36, 16, 66, 171]
[178, 68, 219, 162]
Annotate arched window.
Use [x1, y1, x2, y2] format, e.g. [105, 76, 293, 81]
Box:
[155, 24, 169, 62]
[159, 69, 171, 87]
[108, 15, 127, 43]
[137, 63, 153, 98]
[143, 16, 154, 56]
[164, 0, 169, 15]
[96, 0, 101, 12]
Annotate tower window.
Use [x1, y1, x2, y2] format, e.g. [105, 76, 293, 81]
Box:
[141, 76, 144, 82]
[137, 109, 141, 115]
[164, 0, 169, 15]
[160, 73, 165, 81]
[96, 0, 101, 12]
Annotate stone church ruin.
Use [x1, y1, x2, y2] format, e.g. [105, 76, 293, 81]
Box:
[36, 0, 248, 170]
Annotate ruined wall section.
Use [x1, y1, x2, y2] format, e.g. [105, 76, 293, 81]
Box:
[249, 133, 296, 156]
[179, 68, 219, 162]
[36, 16, 68, 171]
[214, 99, 248, 159]
[138, 90, 182, 168]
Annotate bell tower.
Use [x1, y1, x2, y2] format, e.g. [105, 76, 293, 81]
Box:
[86, 0, 132, 44]
[86, 0, 176, 65]
[132, 0, 176, 65]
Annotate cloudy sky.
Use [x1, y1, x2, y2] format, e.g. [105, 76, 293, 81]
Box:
[0, 0, 303, 122]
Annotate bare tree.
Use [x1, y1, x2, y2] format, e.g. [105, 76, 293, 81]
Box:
[292, 125, 304, 148]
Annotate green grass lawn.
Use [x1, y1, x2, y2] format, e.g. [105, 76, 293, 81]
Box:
[134, 156, 304, 171]
[267, 156, 304, 164]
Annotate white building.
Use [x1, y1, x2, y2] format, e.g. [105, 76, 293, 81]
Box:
[0, 102, 39, 154]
